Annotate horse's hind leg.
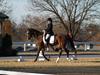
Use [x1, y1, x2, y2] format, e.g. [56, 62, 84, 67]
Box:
[42, 49, 50, 61]
[56, 49, 63, 63]
[64, 48, 69, 57]
[65, 49, 70, 60]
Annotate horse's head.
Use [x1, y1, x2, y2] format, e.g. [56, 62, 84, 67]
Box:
[27, 28, 43, 40]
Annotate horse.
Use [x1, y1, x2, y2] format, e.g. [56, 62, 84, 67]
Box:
[27, 28, 77, 62]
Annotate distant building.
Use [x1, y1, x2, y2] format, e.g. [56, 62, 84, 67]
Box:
[0, 12, 12, 35]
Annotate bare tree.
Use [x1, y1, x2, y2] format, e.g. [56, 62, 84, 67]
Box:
[0, 0, 12, 15]
[22, 15, 46, 31]
[77, 24, 100, 41]
[29, 0, 100, 39]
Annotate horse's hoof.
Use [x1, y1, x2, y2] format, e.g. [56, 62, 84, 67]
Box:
[66, 58, 71, 61]
[66, 58, 69, 60]
[70, 57, 74, 60]
[56, 59, 59, 63]
[56, 61, 58, 63]
[34, 60, 37, 62]
[47, 59, 50, 61]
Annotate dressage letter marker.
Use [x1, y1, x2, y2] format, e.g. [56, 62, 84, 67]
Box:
[17, 56, 24, 62]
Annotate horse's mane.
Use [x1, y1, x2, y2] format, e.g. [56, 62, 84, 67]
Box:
[28, 28, 43, 38]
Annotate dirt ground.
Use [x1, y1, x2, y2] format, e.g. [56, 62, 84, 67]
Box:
[0, 58, 100, 75]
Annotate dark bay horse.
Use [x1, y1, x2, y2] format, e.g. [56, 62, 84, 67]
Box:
[27, 28, 77, 62]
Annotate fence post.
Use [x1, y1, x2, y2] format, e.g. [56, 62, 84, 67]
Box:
[24, 43, 26, 51]
[84, 43, 87, 51]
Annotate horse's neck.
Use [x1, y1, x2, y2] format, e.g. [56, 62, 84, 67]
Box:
[43, 30, 46, 36]
[34, 34, 39, 39]
[42, 31, 46, 44]
[42, 30, 46, 41]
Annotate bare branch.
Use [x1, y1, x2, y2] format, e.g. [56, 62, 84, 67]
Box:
[29, 0, 99, 39]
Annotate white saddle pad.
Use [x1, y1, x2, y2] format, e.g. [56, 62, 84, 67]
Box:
[49, 35, 54, 44]
[43, 35, 55, 44]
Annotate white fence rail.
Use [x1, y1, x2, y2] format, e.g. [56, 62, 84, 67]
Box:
[12, 42, 100, 51]
[13, 42, 35, 51]
[75, 42, 100, 51]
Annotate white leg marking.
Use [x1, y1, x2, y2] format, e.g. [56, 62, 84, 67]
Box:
[56, 57, 60, 63]
[66, 57, 71, 61]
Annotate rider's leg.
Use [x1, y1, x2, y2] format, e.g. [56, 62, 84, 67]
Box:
[45, 34, 50, 51]
[45, 34, 50, 45]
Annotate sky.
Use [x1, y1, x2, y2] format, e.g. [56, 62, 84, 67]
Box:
[8, 0, 31, 24]
[8, 0, 51, 24]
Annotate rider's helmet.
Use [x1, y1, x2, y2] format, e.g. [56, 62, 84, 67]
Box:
[47, 18, 52, 23]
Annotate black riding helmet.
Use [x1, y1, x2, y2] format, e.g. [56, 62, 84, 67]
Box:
[47, 18, 52, 22]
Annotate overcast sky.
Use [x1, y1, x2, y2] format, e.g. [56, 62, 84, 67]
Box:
[9, 0, 30, 24]
[8, 0, 51, 24]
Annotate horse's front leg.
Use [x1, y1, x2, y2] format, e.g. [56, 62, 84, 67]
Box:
[42, 49, 50, 61]
[34, 47, 41, 62]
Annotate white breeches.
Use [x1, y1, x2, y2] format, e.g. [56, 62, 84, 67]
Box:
[46, 34, 50, 40]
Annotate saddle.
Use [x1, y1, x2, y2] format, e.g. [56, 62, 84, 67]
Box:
[43, 34, 55, 45]
[48, 35, 54, 44]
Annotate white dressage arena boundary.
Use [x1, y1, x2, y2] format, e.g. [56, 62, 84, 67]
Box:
[0, 70, 51, 75]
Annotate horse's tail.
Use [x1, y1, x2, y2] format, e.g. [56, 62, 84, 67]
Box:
[56, 34, 65, 49]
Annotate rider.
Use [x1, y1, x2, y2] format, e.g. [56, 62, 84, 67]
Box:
[45, 18, 54, 45]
